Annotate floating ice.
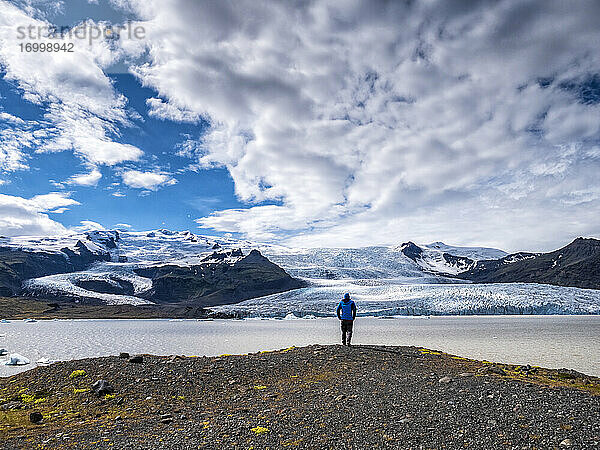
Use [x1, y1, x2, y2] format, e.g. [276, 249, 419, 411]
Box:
[4, 353, 30, 366]
[36, 357, 58, 366]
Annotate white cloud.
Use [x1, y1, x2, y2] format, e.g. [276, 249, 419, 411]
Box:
[0, 126, 34, 172]
[0, 192, 79, 236]
[120, 0, 600, 250]
[121, 169, 176, 190]
[71, 220, 105, 232]
[0, 112, 25, 125]
[3, 1, 600, 250]
[67, 167, 102, 186]
[0, 1, 143, 170]
[146, 97, 201, 123]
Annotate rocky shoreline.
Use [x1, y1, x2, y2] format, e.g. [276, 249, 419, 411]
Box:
[0, 297, 233, 320]
[1, 345, 599, 449]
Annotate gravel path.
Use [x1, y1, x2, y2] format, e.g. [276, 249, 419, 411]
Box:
[1, 345, 599, 449]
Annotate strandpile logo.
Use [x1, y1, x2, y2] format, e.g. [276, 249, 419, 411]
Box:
[16, 21, 146, 46]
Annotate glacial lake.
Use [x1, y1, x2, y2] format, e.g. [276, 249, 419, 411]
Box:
[1, 315, 599, 377]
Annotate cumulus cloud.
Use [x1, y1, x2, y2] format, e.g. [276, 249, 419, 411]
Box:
[0, 192, 79, 236]
[0, 1, 143, 171]
[3, 1, 600, 249]
[146, 97, 201, 123]
[120, 0, 600, 250]
[121, 169, 177, 190]
[67, 167, 102, 186]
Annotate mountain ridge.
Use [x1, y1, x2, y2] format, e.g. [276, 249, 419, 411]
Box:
[1, 230, 599, 317]
[456, 237, 600, 289]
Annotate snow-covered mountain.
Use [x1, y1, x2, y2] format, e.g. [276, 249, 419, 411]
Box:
[2, 229, 600, 317]
[397, 241, 508, 275]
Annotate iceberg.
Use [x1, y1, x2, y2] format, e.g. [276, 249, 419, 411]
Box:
[36, 357, 58, 366]
[4, 353, 30, 366]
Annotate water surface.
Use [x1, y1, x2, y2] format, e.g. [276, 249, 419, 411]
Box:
[1, 315, 598, 377]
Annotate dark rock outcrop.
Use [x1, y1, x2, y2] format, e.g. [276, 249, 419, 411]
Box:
[399, 242, 423, 261]
[442, 253, 475, 272]
[86, 230, 119, 249]
[457, 237, 600, 289]
[135, 250, 305, 306]
[75, 277, 135, 296]
[0, 242, 111, 296]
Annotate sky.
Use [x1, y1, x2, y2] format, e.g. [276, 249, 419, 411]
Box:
[0, 0, 600, 252]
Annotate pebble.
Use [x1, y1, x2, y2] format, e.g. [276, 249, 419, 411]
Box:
[160, 413, 173, 424]
[29, 412, 43, 424]
[1, 401, 22, 411]
[481, 366, 506, 376]
[438, 376, 452, 384]
[560, 439, 573, 447]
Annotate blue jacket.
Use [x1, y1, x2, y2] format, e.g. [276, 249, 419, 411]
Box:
[337, 299, 356, 320]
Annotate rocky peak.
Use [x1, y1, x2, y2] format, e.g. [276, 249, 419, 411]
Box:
[399, 242, 423, 261]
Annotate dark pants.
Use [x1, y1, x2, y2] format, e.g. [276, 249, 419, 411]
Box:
[341, 319, 354, 346]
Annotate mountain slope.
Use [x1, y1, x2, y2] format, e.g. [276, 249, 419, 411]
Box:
[457, 238, 600, 289]
[0, 241, 110, 296]
[135, 250, 305, 307]
[398, 241, 508, 275]
[3, 229, 600, 318]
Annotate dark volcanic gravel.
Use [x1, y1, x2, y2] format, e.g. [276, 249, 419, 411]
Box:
[1, 345, 599, 449]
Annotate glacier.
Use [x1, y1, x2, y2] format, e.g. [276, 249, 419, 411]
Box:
[210, 281, 600, 317]
[3, 228, 600, 315]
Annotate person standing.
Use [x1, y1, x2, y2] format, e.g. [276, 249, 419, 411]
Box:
[336, 293, 357, 346]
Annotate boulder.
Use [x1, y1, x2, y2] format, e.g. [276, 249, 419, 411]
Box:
[29, 412, 43, 424]
[128, 355, 143, 363]
[91, 380, 114, 396]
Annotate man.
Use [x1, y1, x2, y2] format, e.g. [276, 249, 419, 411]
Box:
[336, 293, 357, 346]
